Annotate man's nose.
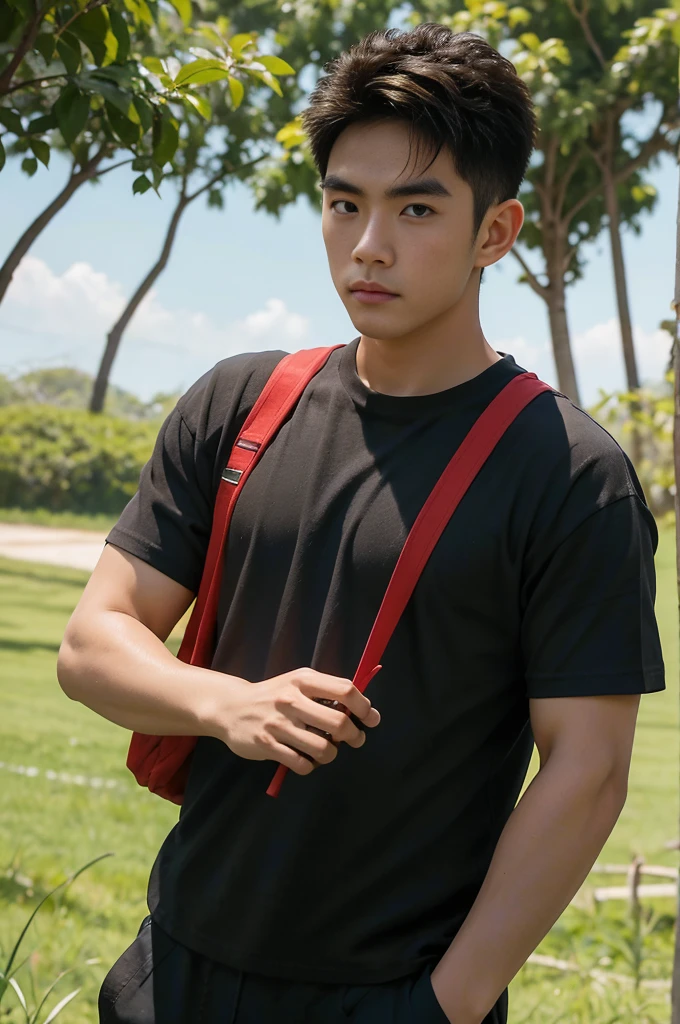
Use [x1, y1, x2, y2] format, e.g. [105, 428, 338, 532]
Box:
[351, 214, 394, 266]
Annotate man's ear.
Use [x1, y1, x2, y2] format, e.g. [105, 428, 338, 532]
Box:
[474, 199, 525, 271]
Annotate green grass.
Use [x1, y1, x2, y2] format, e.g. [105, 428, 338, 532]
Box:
[0, 508, 118, 531]
[0, 526, 677, 1022]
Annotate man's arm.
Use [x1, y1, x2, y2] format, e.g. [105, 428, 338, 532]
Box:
[429, 692, 640, 1024]
[57, 542, 250, 736]
[57, 542, 377, 767]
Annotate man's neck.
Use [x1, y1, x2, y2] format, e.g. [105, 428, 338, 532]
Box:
[355, 313, 502, 399]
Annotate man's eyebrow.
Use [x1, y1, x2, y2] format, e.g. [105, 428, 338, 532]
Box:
[319, 174, 452, 199]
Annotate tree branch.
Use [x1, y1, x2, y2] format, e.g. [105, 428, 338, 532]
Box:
[187, 152, 267, 202]
[510, 246, 550, 300]
[95, 157, 134, 178]
[562, 242, 579, 276]
[555, 145, 586, 220]
[0, 5, 44, 96]
[566, 0, 607, 69]
[4, 71, 68, 97]
[612, 110, 674, 186]
[55, 0, 109, 40]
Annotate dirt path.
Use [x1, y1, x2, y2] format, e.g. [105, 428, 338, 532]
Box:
[0, 523, 108, 572]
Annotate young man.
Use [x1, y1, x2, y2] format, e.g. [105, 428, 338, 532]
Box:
[57, 22, 665, 1024]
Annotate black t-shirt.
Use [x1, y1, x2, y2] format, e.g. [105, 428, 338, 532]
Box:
[107, 338, 665, 989]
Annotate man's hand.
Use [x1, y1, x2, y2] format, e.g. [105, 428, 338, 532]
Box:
[211, 668, 381, 775]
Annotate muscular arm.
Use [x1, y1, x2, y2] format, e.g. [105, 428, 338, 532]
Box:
[57, 543, 249, 737]
[429, 692, 640, 1024]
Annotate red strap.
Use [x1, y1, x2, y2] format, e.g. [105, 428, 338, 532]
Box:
[265, 372, 555, 798]
[126, 345, 342, 803]
[179, 345, 344, 669]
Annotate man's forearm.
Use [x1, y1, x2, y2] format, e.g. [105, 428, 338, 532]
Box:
[430, 753, 628, 1024]
[57, 609, 248, 737]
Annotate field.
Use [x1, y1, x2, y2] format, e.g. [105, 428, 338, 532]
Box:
[0, 523, 678, 1023]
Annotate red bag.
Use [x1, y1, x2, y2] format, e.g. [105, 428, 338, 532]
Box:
[127, 344, 554, 804]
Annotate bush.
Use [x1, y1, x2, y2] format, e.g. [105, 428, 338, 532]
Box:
[0, 405, 158, 515]
[587, 372, 675, 523]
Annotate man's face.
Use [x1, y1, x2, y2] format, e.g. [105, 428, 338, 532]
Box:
[321, 118, 487, 342]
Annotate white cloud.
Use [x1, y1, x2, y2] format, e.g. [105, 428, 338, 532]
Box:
[2, 256, 311, 364]
[494, 318, 672, 407]
[1, 256, 672, 408]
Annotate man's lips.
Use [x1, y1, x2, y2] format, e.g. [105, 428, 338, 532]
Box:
[349, 283, 399, 304]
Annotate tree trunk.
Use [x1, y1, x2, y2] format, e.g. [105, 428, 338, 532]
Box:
[89, 187, 190, 413]
[0, 148, 106, 305]
[545, 272, 581, 405]
[670, 144, 680, 1024]
[602, 160, 643, 467]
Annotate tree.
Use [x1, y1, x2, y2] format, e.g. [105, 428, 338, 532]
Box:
[409, 0, 677, 405]
[89, 0, 400, 411]
[537, 1, 678, 453]
[88, 23, 292, 411]
[0, 0, 272, 303]
[670, 3, 680, 1016]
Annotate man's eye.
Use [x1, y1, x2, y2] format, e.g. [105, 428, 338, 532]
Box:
[330, 200, 358, 214]
[404, 204, 433, 218]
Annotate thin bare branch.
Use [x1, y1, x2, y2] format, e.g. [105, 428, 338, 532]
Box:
[510, 246, 550, 300]
[95, 157, 134, 178]
[55, 0, 109, 40]
[613, 109, 673, 186]
[4, 72, 67, 97]
[555, 145, 586, 218]
[562, 242, 579, 276]
[187, 153, 267, 202]
[566, 0, 607, 69]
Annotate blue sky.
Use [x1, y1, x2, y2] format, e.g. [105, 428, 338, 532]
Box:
[0, 137, 676, 408]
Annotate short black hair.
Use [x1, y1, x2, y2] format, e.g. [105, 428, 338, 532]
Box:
[302, 23, 537, 240]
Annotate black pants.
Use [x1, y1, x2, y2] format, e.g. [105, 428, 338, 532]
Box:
[99, 915, 508, 1023]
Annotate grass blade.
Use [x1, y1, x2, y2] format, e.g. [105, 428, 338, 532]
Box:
[2, 852, 113, 978]
[42, 987, 81, 1023]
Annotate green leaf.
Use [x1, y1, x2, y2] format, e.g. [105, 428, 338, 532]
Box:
[105, 100, 141, 145]
[260, 69, 282, 97]
[122, 0, 153, 28]
[182, 90, 211, 120]
[228, 75, 244, 108]
[207, 187, 223, 208]
[258, 55, 294, 76]
[230, 32, 255, 59]
[169, 0, 191, 27]
[29, 138, 50, 166]
[132, 94, 153, 132]
[174, 58, 230, 87]
[35, 31, 55, 63]
[142, 56, 165, 75]
[27, 111, 57, 133]
[21, 155, 38, 176]
[0, 107, 23, 134]
[56, 32, 82, 75]
[0, 137, 5, 172]
[152, 111, 178, 166]
[70, 5, 110, 65]
[276, 115, 305, 148]
[78, 74, 138, 120]
[53, 85, 90, 145]
[133, 173, 152, 193]
[108, 8, 130, 63]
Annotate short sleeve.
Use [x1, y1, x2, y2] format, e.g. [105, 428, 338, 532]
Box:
[105, 403, 213, 593]
[520, 493, 665, 698]
[105, 349, 286, 593]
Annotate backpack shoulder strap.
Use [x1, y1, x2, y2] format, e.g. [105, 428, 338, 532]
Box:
[266, 372, 556, 798]
[180, 344, 344, 667]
